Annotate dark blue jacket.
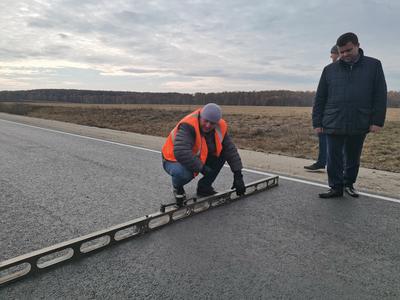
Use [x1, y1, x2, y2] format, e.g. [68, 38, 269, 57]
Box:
[312, 49, 387, 135]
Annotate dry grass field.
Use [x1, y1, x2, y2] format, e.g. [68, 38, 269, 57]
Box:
[1, 102, 399, 172]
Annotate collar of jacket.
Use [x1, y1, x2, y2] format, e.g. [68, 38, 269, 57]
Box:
[339, 48, 364, 68]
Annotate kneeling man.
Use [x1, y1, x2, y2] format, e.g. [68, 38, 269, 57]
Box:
[162, 103, 246, 205]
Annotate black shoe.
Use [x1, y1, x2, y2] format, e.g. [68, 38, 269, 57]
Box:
[304, 163, 325, 171]
[173, 186, 186, 206]
[319, 188, 343, 198]
[197, 185, 218, 197]
[345, 185, 359, 198]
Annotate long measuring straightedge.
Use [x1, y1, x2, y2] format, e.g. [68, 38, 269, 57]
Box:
[0, 176, 278, 287]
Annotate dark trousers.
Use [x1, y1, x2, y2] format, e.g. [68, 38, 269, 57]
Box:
[316, 132, 327, 167]
[198, 155, 226, 188]
[326, 134, 366, 190]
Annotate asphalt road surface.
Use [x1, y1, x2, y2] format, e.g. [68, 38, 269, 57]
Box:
[1, 119, 400, 299]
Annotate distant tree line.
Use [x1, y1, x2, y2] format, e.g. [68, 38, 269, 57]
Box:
[0, 89, 399, 107]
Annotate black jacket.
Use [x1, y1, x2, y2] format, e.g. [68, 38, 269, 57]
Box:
[173, 123, 243, 173]
[312, 49, 387, 135]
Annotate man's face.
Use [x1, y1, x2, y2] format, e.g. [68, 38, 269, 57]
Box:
[199, 117, 217, 133]
[330, 52, 339, 63]
[338, 41, 359, 63]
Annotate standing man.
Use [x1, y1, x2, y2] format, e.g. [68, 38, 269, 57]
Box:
[162, 103, 246, 206]
[312, 32, 387, 198]
[305, 45, 340, 171]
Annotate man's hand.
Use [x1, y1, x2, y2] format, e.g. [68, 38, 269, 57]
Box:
[314, 127, 323, 134]
[201, 165, 213, 176]
[369, 125, 382, 133]
[232, 171, 246, 196]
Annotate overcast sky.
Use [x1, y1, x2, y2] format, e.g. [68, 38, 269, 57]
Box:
[1, 0, 399, 92]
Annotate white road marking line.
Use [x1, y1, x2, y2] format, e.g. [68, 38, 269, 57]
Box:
[242, 168, 400, 203]
[2, 118, 399, 203]
[0, 118, 160, 153]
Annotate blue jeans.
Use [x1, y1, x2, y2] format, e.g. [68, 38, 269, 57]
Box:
[162, 155, 226, 188]
[326, 134, 366, 190]
[316, 133, 327, 167]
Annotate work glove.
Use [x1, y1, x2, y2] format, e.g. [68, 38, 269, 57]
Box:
[232, 170, 246, 196]
[201, 165, 213, 176]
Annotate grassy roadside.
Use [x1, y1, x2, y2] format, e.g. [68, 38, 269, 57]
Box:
[1, 102, 399, 173]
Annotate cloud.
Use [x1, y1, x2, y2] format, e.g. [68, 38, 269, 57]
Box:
[0, 0, 399, 91]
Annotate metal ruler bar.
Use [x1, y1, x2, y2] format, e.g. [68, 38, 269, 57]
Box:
[0, 176, 278, 287]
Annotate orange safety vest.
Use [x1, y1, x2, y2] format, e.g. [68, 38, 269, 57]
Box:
[162, 109, 227, 175]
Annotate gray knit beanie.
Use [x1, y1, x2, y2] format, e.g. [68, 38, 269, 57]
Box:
[331, 45, 339, 54]
[200, 103, 222, 123]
